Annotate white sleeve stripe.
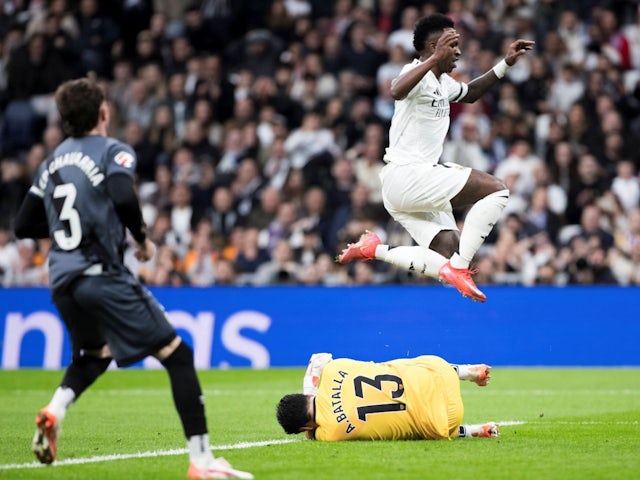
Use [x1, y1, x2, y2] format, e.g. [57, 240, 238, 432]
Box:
[451, 83, 468, 102]
[29, 185, 44, 197]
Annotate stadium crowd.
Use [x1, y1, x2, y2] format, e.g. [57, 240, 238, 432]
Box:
[0, 0, 639, 288]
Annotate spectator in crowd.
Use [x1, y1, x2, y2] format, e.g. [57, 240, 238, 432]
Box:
[0, 224, 19, 285]
[226, 29, 284, 77]
[76, 0, 119, 76]
[168, 181, 194, 257]
[566, 153, 611, 225]
[0, 158, 28, 220]
[231, 157, 263, 218]
[548, 63, 585, 114]
[3, 234, 49, 287]
[387, 6, 420, 56]
[245, 186, 281, 231]
[124, 119, 158, 185]
[284, 109, 340, 170]
[574, 203, 615, 251]
[252, 238, 299, 285]
[352, 136, 385, 204]
[610, 159, 640, 211]
[184, 219, 218, 287]
[338, 21, 385, 98]
[522, 186, 563, 244]
[208, 185, 239, 241]
[259, 201, 298, 254]
[126, 78, 157, 130]
[610, 208, 640, 285]
[3, 32, 71, 153]
[132, 30, 164, 72]
[494, 140, 541, 202]
[235, 227, 270, 283]
[442, 114, 491, 172]
[263, 137, 292, 190]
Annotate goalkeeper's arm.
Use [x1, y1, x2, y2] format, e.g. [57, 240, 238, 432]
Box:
[302, 353, 333, 396]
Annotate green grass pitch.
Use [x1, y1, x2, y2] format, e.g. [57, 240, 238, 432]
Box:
[1, 368, 639, 479]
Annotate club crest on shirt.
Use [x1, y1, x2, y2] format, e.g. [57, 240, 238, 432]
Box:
[114, 151, 134, 168]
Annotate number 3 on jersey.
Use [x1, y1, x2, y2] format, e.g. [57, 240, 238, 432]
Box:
[353, 374, 406, 421]
[53, 183, 82, 250]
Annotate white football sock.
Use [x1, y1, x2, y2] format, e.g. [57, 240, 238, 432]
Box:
[47, 386, 76, 422]
[375, 245, 448, 279]
[188, 433, 215, 467]
[451, 189, 509, 269]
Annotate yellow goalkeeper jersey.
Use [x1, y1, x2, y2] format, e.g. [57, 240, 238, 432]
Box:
[314, 355, 463, 441]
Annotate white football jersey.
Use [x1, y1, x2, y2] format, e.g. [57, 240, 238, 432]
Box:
[384, 60, 468, 166]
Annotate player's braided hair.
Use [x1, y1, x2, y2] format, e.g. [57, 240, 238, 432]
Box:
[276, 394, 312, 435]
[55, 77, 105, 137]
[413, 13, 455, 53]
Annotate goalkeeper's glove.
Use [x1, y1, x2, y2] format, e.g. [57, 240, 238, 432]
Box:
[303, 352, 333, 395]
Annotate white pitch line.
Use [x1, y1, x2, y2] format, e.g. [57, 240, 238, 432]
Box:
[497, 420, 639, 426]
[553, 421, 639, 425]
[496, 420, 527, 426]
[462, 389, 640, 396]
[4, 419, 637, 471]
[0, 438, 299, 471]
[0, 423, 529, 471]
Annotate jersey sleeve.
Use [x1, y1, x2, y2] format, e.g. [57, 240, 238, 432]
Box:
[28, 160, 49, 198]
[104, 141, 137, 178]
[396, 61, 422, 100]
[443, 74, 468, 103]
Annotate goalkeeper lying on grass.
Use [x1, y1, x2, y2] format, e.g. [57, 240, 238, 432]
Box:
[276, 353, 499, 441]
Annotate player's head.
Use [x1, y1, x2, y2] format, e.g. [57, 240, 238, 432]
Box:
[55, 77, 108, 137]
[413, 13, 455, 53]
[276, 394, 313, 434]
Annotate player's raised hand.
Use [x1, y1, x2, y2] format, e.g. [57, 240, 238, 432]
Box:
[432, 28, 460, 63]
[505, 39, 535, 66]
[134, 238, 156, 262]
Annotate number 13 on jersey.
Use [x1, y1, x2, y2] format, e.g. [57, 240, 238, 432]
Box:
[353, 374, 406, 421]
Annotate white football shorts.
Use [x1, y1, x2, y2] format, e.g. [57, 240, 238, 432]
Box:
[380, 161, 472, 247]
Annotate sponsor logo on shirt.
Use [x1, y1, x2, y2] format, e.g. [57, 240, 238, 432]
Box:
[114, 151, 134, 168]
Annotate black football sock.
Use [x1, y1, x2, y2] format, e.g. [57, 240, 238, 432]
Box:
[161, 341, 208, 437]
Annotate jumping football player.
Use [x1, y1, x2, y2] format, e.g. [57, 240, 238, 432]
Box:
[338, 14, 534, 303]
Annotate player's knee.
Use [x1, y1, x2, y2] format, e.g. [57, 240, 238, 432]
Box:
[492, 175, 508, 194]
[430, 231, 459, 257]
[487, 175, 508, 194]
[83, 344, 112, 359]
[71, 351, 112, 372]
[160, 340, 194, 368]
[154, 335, 183, 362]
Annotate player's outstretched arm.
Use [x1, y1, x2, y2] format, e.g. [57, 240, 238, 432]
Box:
[461, 39, 535, 103]
[302, 353, 333, 395]
[454, 364, 492, 386]
[458, 423, 499, 438]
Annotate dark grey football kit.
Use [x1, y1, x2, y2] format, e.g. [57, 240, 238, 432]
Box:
[15, 135, 175, 366]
